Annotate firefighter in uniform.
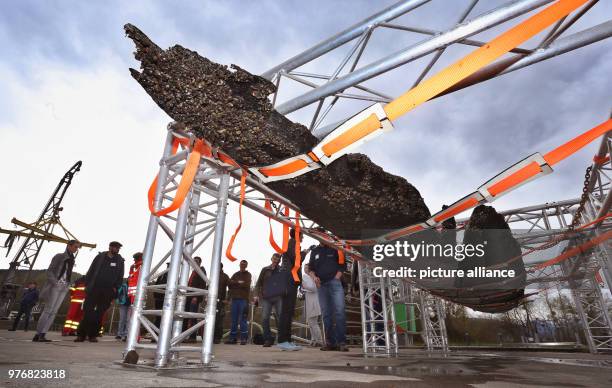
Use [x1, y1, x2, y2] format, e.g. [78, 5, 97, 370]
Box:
[62, 277, 86, 335]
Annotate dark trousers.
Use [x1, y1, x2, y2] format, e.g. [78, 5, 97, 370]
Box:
[154, 298, 163, 328]
[214, 301, 225, 341]
[77, 288, 114, 338]
[12, 305, 33, 331]
[261, 296, 282, 342]
[186, 300, 200, 339]
[278, 283, 297, 343]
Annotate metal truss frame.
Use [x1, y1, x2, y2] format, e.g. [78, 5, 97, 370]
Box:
[124, 129, 227, 367]
[418, 290, 449, 351]
[124, 126, 372, 367]
[357, 261, 399, 355]
[262, 0, 611, 133]
[461, 130, 611, 354]
[562, 130, 612, 353]
[123, 1, 612, 364]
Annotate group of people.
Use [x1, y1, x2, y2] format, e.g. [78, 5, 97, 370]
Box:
[8, 228, 350, 352]
[233, 229, 350, 351]
[8, 240, 125, 343]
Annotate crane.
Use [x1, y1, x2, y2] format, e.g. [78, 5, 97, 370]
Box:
[0, 161, 96, 317]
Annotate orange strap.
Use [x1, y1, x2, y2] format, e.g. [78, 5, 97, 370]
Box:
[593, 155, 610, 165]
[148, 138, 205, 217]
[544, 119, 612, 166]
[225, 170, 247, 261]
[291, 212, 302, 283]
[534, 230, 612, 270]
[321, 113, 382, 158]
[260, 159, 309, 178]
[338, 250, 345, 265]
[265, 200, 290, 254]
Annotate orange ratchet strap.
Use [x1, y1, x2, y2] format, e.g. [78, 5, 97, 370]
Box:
[148, 138, 208, 217]
[225, 170, 247, 261]
[534, 230, 612, 270]
[250, 0, 588, 183]
[346, 119, 612, 245]
[148, 134, 239, 217]
[265, 200, 290, 254]
[291, 212, 302, 283]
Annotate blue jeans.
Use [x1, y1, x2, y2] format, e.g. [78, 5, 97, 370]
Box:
[318, 278, 346, 346]
[230, 298, 248, 341]
[117, 305, 130, 338]
[261, 296, 282, 342]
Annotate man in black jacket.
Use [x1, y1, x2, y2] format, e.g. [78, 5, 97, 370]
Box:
[254, 253, 282, 347]
[308, 242, 348, 351]
[277, 229, 302, 351]
[76, 241, 124, 342]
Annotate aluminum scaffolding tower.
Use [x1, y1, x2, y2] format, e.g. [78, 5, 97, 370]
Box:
[457, 128, 611, 353]
[124, 128, 228, 367]
[392, 280, 449, 352]
[124, 125, 363, 367]
[358, 261, 399, 355]
[123, 0, 611, 366]
[418, 291, 449, 351]
[562, 129, 612, 353]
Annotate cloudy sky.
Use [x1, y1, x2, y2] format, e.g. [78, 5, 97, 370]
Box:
[0, 0, 610, 281]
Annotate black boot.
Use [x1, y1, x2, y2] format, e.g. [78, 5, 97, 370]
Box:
[38, 333, 51, 342]
[32, 334, 39, 342]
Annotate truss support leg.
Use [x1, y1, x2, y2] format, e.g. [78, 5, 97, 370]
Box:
[155, 192, 192, 368]
[125, 131, 175, 355]
[419, 292, 449, 352]
[170, 189, 201, 361]
[201, 170, 230, 365]
[358, 262, 398, 355]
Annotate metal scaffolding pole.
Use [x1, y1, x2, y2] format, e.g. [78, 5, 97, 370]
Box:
[201, 171, 230, 365]
[155, 190, 192, 367]
[170, 189, 201, 356]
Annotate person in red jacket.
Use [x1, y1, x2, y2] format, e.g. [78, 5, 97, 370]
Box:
[127, 253, 143, 304]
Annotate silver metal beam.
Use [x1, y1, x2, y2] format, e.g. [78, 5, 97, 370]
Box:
[260, 0, 432, 80]
[275, 0, 553, 114]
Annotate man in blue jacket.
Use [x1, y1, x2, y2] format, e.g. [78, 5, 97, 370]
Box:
[308, 242, 348, 352]
[9, 281, 39, 331]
